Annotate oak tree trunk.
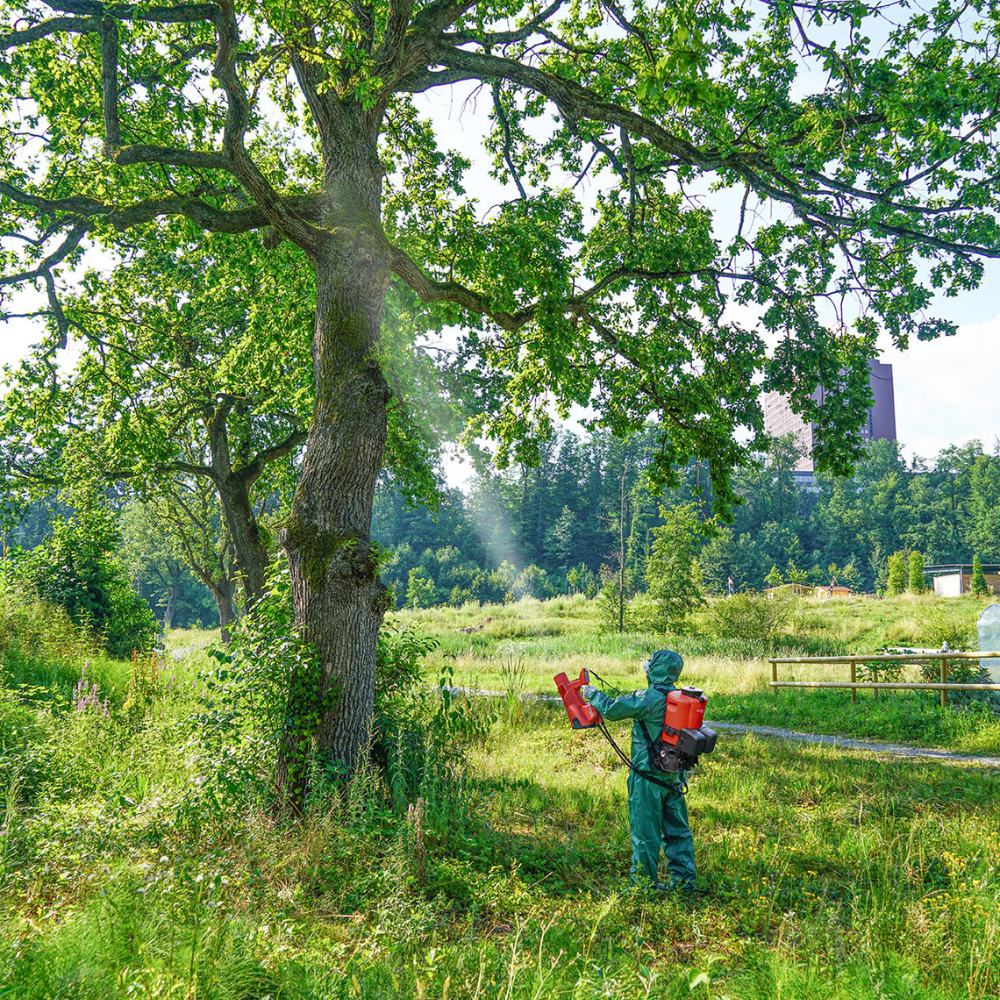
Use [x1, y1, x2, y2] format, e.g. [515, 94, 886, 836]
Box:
[206, 412, 270, 607]
[217, 475, 269, 607]
[210, 573, 238, 644]
[277, 172, 392, 809]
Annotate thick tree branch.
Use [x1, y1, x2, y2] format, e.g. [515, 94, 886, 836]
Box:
[441, 1, 566, 47]
[390, 241, 743, 332]
[111, 145, 229, 170]
[289, 28, 340, 151]
[353, 1, 375, 55]
[0, 179, 326, 234]
[212, 0, 325, 254]
[43, 270, 69, 344]
[6, 461, 63, 487]
[0, 180, 105, 218]
[243, 428, 307, 487]
[100, 16, 120, 149]
[0, 221, 90, 289]
[375, 0, 413, 75]
[429, 44, 718, 165]
[168, 460, 215, 480]
[410, 0, 478, 35]
[40, 1, 218, 24]
[428, 43, 1000, 259]
[397, 67, 478, 93]
[0, 14, 99, 47]
[389, 244, 532, 331]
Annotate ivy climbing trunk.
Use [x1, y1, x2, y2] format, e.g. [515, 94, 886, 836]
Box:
[278, 188, 392, 811]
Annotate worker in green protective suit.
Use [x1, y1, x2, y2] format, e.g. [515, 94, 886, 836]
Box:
[580, 649, 697, 893]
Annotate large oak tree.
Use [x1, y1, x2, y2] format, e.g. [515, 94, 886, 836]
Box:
[2, 0, 999, 808]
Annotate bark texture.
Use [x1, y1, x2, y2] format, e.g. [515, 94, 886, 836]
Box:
[277, 151, 392, 809]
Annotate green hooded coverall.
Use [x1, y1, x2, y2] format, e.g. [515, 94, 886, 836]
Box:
[587, 649, 697, 892]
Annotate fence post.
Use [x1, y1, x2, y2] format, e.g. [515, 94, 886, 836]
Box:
[850, 659, 857, 703]
[940, 658, 948, 708]
[872, 661, 878, 700]
[771, 659, 777, 689]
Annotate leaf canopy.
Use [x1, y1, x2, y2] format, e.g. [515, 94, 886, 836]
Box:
[1, 0, 999, 513]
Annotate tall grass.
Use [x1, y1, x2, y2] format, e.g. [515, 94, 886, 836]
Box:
[1, 603, 998, 999]
[402, 594, 1000, 749]
[6, 694, 997, 999]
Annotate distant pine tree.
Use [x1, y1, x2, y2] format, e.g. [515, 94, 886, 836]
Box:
[908, 551, 925, 594]
[972, 554, 990, 597]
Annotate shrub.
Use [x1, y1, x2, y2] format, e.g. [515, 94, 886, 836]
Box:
[0, 575, 88, 664]
[376, 620, 438, 713]
[405, 567, 437, 609]
[916, 605, 978, 651]
[595, 582, 631, 634]
[918, 655, 998, 709]
[704, 590, 791, 648]
[972, 554, 989, 598]
[198, 560, 439, 810]
[17, 518, 157, 659]
[447, 585, 473, 606]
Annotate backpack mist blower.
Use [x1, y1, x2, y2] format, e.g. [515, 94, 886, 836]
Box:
[553, 668, 718, 789]
[647, 687, 719, 773]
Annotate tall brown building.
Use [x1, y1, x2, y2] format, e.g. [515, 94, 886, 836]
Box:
[763, 359, 896, 473]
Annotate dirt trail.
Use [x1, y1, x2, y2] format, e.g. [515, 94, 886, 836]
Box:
[704, 721, 1000, 767]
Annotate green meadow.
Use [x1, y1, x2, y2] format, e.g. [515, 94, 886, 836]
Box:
[2, 593, 998, 998]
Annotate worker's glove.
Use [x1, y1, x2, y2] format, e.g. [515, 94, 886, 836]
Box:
[580, 684, 597, 702]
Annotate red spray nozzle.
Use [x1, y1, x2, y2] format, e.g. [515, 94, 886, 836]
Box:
[554, 668, 601, 729]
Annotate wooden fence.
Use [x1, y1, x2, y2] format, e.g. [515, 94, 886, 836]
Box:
[768, 651, 1000, 707]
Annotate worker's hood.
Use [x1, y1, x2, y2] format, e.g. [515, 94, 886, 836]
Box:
[645, 649, 683, 687]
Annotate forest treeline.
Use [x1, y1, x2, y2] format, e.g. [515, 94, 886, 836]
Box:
[8, 428, 1000, 631]
[375, 430, 1000, 608]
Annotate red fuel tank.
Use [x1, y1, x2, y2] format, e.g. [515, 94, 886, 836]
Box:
[663, 687, 707, 744]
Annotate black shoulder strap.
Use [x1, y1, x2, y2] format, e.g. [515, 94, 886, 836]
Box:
[638, 718, 657, 748]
